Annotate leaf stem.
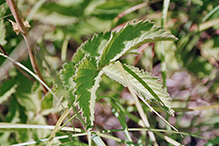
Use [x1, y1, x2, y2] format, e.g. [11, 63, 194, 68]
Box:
[6, 0, 48, 93]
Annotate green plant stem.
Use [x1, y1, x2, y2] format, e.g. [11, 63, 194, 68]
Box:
[6, 0, 48, 93]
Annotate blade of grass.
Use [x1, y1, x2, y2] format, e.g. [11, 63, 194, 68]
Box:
[0, 123, 206, 140]
[160, 0, 170, 91]
[189, 104, 219, 111]
[199, 17, 219, 31]
[0, 45, 35, 81]
[128, 128, 207, 140]
[96, 133, 135, 145]
[160, 0, 172, 136]
[0, 52, 63, 107]
[61, 35, 70, 62]
[190, 18, 219, 32]
[138, 96, 182, 137]
[160, 41, 167, 91]
[0, 122, 82, 132]
[97, 93, 134, 145]
[10, 133, 88, 146]
[153, 131, 183, 146]
[115, 61, 158, 146]
[87, 130, 91, 146]
[47, 108, 71, 146]
[111, 109, 134, 145]
[110, 97, 134, 145]
[202, 5, 219, 22]
[161, 0, 170, 28]
[92, 134, 106, 146]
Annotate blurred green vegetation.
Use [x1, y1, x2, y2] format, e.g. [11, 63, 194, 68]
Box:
[0, 0, 219, 145]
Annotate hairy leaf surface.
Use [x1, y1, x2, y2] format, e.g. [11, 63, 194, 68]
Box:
[103, 62, 174, 115]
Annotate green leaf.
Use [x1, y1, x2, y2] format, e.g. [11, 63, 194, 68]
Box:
[0, 78, 17, 104]
[56, 61, 77, 105]
[14, 77, 38, 111]
[60, 62, 76, 91]
[99, 20, 178, 67]
[60, 19, 177, 127]
[72, 49, 86, 64]
[102, 62, 174, 115]
[41, 92, 53, 110]
[72, 32, 111, 63]
[73, 57, 102, 127]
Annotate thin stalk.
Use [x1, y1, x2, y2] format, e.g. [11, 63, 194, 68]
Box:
[0, 44, 35, 81]
[161, 0, 171, 137]
[0, 52, 62, 107]
[47, 108, 71, 146]
[112, 0, 162, 26]
[10, 133, 88, 146]
[6, 0, 47, 93]
[160, 0, 170, 92]
[72, 105, 86, 129]
[61, 35, 70, 62]
[115, 61, 158, 146]
[0, 14, 13, 20]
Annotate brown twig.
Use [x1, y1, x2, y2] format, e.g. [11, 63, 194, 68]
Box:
[6, 0, 48, 93]
[0, 44, 8, 55]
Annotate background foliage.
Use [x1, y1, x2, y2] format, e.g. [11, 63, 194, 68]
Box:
[0, 0, 219, 145]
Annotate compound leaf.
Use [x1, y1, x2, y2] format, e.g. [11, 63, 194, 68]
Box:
[59, 19, 177, 127]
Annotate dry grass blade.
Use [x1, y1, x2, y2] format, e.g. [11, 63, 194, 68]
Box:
[115, 61, 158, 146]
